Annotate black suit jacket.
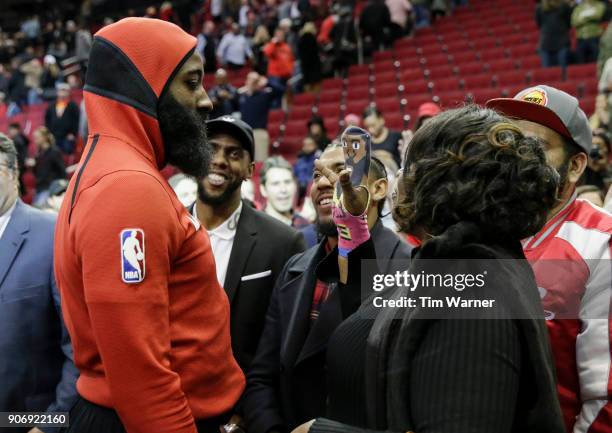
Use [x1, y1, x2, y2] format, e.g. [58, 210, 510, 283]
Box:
[241, 221, 412, 433]
[217, 201, 306, 370]
[44, 100, 80, 141]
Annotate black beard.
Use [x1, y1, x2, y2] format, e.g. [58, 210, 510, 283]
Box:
[198, 177, 243, 206]
[316, 218, 337, 238]
[158, 92, 211, 178]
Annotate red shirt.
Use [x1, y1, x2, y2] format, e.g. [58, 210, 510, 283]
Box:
[263, 41, 294, 79]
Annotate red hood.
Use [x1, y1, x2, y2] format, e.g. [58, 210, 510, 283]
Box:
[84, 18, 196, 169]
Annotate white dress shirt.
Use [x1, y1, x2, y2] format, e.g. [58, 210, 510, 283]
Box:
[194, 202, 243, 287]
[217, 33, 253, 66]
[0, 201, 17, 241]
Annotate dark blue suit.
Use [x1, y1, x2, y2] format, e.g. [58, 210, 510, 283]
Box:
[0, 200, 78, 433]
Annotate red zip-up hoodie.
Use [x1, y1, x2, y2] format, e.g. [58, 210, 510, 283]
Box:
[54, 18, 244, 433]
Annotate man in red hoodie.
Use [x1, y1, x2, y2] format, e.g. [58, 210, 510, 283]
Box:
[54, 18, 245, 433]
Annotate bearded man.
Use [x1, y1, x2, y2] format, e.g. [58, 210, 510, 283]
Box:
[54, 18, 244, 433]
[192, 115, 305, 371]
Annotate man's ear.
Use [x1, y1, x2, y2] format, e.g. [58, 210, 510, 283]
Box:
[246, 161, 254, 180]
[259, 182, 268, 198]
[370, 177, 388, 207]
[568, 152, 588, 185]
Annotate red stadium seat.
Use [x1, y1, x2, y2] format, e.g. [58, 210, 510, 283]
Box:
[374, 83, 400, 98]
[578, 80, 598, 97]
[529, 67, 564, 84]
[373, 60, 395, 73]
[284, 120, 305, 139]
[479, 48, 509, 62]
[465, 28, 491, 40]
[293, 92, 316, 107]
[524, 32, 539, 45]
[395, 47, 418, 60]
[373, 70, 398, 85]
[416, 43, 443, 57]
[468, 88, 503, 104]
[437, 91, 469, 108]
[346, 99, 371, 116]
[487, 18, 511, 28]
[486, 59, 519, 73]
[519, 56, 543, 70]
[462, 74, 494, 90]
[400, 68, 425, 82]
[430, 77, 461, 92]
[347, 75, 371, 88]
[322, 78, 343, 90]
[348, 64, 370, 77]
[550, 81, 579, 97]
[394, 38, 415, 50]
[456, 63, 486, 76]
[373, 51, 393, 62]
[404, 93, 435, 110]
[374, 97, 401, 114]
[494, 71, 528, 87]
[470, 38, 498, 52]
[317, 103, 341, 120]
[288, 105, 314, 121]
[268, 121, 282, 142]
[424, 65, 457, 80]
[567, 64, 597, 80]
[442, 40, 471, 54]
[450, 51, 479, 65]
[319, 88, 343, 104]
[325, 118, 340, 137]
[22, 170, 36, 190]
[268, 109, 286, 124]
[396, 53, 422, 70]
[499, 34, 528, 46]
[384, 112, 404, 130]
[500, 85, 528, 98]
[509, 45, 538, 58]
[347, 86, 372, 101]
[580, 96, 596, 116]
[423, 54, 451, 68]
[401, 80, 429, 94]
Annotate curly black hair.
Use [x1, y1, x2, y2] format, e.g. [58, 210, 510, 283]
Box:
[394, 105, 561, 241]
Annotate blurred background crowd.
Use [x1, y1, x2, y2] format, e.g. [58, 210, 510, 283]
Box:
[1, 0, 612, 227]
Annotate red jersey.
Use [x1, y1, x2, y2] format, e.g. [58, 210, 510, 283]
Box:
[524, 195, 612, 433]
[54, 18, 244, 433]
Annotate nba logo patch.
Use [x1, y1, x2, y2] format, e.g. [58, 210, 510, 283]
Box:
[120, 229, 145, 283]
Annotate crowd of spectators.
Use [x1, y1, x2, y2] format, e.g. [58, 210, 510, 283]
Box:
[3, 0, 612, 214]
[536, 0, 612, 69]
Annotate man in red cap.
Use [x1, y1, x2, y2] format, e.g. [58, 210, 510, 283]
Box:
[488, 86, 612, 433]
[54, 18, 244, 433]
[415, 101, 441, 130]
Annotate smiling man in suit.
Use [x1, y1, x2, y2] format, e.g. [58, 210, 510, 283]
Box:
[193, 116, 306, 371]
[0, 133, 78, 433]
[241, 143, 412, 433]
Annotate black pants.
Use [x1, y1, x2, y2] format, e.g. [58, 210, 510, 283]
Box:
[62, 396, 230, 433]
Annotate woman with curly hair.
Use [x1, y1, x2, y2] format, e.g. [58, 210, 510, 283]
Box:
[292, 105, 566, 433]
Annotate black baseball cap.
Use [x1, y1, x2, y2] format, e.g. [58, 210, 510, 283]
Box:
[206, 116, 255, 160]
